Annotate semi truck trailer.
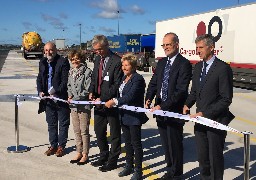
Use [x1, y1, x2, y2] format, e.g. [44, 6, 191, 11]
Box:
[155, 2, 256, 90]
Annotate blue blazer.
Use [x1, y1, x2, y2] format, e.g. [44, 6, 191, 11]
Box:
[36, 54, 70, 100]
[118, 72, 148, 126]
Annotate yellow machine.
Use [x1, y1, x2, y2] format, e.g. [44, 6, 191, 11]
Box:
[22, 32, 43, 59]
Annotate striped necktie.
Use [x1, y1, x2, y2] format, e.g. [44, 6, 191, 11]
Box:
[161, 59, 172, 101]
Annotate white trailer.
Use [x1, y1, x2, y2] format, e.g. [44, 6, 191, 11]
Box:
[155, 2, 256, 89]
[52, 39, 65, 50]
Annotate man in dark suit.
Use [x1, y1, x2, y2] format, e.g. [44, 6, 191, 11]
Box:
[36, 42, 70, 157]
[89, 35, 123, 172]
[183, 34, 234, 180]
[145, 32, 192, 179]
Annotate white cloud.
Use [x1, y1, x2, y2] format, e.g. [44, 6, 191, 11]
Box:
[90, 0, 123, 19]
[130, 5, 145, 15]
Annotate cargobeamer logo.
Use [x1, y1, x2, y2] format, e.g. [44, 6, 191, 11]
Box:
[196, 16, 223, 42]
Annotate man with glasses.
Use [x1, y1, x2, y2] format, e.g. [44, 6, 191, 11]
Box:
[89, 34, 123, 172]
[145, 32, 192, 179]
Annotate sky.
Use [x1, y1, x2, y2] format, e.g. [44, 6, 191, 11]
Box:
[0, 0, 255, 46]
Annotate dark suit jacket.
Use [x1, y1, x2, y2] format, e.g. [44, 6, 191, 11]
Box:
[146, 53, 192, 123]
[118, 72, 148, 126]
[185, 57, 234, 125]
[36, 54, 70, 100]
[89, 50, 123, 102]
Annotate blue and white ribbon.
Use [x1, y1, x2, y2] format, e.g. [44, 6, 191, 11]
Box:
[15, 95, 251, 135]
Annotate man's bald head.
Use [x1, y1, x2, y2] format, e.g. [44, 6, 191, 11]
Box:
[44, 42, 57, 61]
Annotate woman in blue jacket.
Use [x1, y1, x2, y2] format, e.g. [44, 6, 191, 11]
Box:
[105, 53, 148, 180]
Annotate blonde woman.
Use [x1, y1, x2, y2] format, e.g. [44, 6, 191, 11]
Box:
[105, 53, 148, 179]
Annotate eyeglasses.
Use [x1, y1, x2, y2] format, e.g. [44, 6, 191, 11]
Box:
[161, 43, 176, 47]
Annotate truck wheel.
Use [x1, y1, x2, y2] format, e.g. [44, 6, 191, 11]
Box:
[24, 52, 28, 59]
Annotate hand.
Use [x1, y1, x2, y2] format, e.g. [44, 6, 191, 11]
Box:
[183, 105, 190, 115]
[94, 98, 101, 108]
[39, 92, 45, 98]
[89, 93, 95, 100]
[144, 99, 151, 109]
[67, 97, 72, 104]
[190, 112, 203, 119]
[105, 99, 115, 108]
[150, 105, 161, 112]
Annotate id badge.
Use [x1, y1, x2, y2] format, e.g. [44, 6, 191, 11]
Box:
[104, 75, 109, 81]
[103, 72, 109, 81]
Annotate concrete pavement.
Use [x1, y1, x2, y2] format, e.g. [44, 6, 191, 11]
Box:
[0, 50, 255, 180]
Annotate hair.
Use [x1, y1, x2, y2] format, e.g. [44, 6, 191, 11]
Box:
[121, 53, 137, 71]
[195, 34, 215, 47]
[164, 32, 179, 43]
[68, 49, 85, 63]
[92, 34, 109, 47]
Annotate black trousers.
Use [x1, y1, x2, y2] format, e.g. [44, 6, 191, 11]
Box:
[194, 124, 227, 180]
[157, 120, 184, 177]
[94, 108, 121, 164]
[122, 124, 143, 169]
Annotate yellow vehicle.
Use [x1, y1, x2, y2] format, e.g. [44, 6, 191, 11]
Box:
[22, 32, 43, 59]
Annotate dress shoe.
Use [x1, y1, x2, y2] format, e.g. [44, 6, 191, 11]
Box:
[55, 146, 65, 157]
[130, 168, 142, 180]
[118, 164, 134, 177]
[98, 163, 117, 172]
[77, 156, 89, 165]
[44, 147, 57, 156]
[70, 158, 82, 164]
[156, 173, 182, 180]
[91, 159, 107, 167]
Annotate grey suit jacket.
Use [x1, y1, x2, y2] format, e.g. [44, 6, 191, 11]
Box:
[185, 57, 235, 125]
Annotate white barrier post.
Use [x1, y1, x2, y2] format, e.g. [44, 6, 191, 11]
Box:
[7, 95, 29, 153]
[243, 131, 252, 180]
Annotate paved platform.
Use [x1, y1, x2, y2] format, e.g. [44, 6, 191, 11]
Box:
[0, 51, 255, 180]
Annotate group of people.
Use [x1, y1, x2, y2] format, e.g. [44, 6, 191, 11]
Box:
[36, 32, 234, 180]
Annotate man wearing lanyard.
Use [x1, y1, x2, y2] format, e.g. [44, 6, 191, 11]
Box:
[89, 35, 123, 172]
[37, 42, 70, 157]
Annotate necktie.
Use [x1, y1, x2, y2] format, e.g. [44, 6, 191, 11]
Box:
[200, 61, 208, 85]
[48, 63, 52, 91]
[161, 60, 172, 101]
[97, 58, 105, 94]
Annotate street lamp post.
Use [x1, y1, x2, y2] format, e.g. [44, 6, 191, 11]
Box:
[79, 23, 81, 49]
[117, 10, 120, 35]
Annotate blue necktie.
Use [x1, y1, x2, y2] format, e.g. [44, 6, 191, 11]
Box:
[162, 60, 172, 101]
[48, 63, 52, 91]
[200, 61, 208, 86]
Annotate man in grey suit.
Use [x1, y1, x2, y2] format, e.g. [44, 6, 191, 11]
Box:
[183, 34, 234, 180]
[89, 35, 123, 172]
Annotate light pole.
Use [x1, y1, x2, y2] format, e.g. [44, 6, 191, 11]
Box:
[117, 10, 120, 35]
[79, 23, 81, 49]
